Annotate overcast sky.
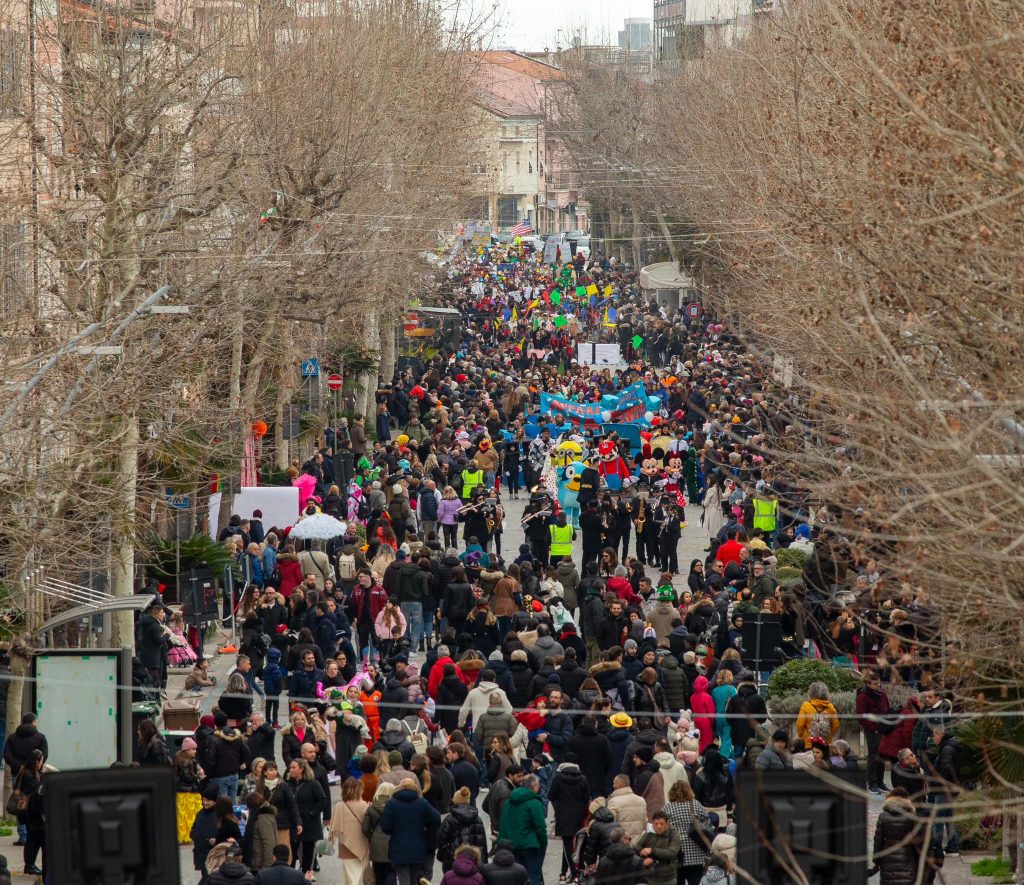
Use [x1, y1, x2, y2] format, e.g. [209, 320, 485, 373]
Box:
[489, 0, 652, 52]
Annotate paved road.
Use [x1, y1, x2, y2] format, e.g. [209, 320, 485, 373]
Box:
[0, 492, 992, 883]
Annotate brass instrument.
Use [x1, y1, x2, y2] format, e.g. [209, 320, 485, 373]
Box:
[457, 502, 481, 515]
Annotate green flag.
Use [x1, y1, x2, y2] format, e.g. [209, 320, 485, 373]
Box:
[553, 315, 568, 328]
[575, 285, 586, 297]
[550, 290, 562, 305]
[632, 334, 643, 349]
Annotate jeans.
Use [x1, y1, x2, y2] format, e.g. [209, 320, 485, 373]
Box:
[265, 697, 280, 726]
[404, 601, 424, 649]
[420, 519, 437, 542]
[442, 524, 458, 548]
[474, 736, 489, 788]
[497, 615, 514, 637]
[17, 822, 26, 842]
[394, 863, 421, 885]
[515, 848, 544, 885]
[930, 794, 959, 852]
[210, 773, 239, 802]
[484, 470, 496, 488]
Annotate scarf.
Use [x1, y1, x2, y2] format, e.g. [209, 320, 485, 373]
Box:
[263, 777, 280, 791]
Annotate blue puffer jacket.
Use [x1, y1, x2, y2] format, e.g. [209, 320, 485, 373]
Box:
[379, 787, 442, 865]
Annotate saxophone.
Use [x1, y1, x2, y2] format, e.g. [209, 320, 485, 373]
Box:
[634, 502, 646, 534]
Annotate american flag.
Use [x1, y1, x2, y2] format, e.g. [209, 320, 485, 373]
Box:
[510, 219, 533, 237]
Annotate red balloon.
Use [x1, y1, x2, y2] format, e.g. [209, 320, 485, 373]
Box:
[251, 420, 268, 438]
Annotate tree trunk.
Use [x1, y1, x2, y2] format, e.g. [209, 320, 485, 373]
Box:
[380, 311, 396, 385]
[655, 207, 678, 264]
[631, 205, 642, 269]
[110, 414, 139, 650]
[274, 385, 289, 470]
[361, 307, 380, 420]
[228, 285, 245, 412]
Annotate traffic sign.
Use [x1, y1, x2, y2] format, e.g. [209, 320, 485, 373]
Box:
[300, 358, 320, 377]
[165, 487, 191, 510]
[685, 302, 704, 319]
[326, 374, 343, 391]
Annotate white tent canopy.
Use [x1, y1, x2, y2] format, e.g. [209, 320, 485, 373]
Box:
[639, 261, 694, 290]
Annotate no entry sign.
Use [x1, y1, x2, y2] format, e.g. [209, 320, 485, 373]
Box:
[326, 374, 343, 391]
[685, 302, 704, 319]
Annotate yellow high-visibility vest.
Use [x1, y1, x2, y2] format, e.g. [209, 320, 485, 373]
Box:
[461, 469, 483, 500]
[549, 523, 575, 556]
[752, 497, 778, 532]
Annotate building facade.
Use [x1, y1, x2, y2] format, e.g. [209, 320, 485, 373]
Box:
[618, 17, 652, 51]
[654, 0, 762, 66]
[468, 51, 585, 235]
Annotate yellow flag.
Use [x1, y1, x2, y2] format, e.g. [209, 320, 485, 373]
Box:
[603, 285, 614, 297]
[586, 284, 598, 296]
[511, 306, 518, 321]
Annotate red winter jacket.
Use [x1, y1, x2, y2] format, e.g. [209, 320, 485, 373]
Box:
[690, 675, 716, 753]
[606, 576, 638, 606]
[428, 656, 455, 700]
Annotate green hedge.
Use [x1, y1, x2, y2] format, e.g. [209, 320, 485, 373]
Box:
[775, 566, 803, 584]
[774, 548, 809, 569]
[766, 658, 863, 700]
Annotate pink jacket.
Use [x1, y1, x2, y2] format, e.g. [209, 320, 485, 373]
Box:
[690, 675, 716, 753]
[374, 607, 407, 641]
[437, 497, 462, 526]
[293, 474, 317, 511]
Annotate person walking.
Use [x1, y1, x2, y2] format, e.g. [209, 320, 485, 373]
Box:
[361, 781, 397, 885]
[496, 774, 547, 885]
[436, 787, 489, 872]
[328, 777, 370, 885]
[871, 788, 925, 884]
[548, 756, 591, 882]
[4, 713, 47, 848]
[286, 758, 328, 881]
[634, 811, 681, 885]
[380, 777, 442, 885]
[661, 779, 714, 885]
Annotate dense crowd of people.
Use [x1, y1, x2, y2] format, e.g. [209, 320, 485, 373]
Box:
[43, 236, 961, 885]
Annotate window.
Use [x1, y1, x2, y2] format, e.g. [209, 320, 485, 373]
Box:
[0, 29, 24, 110]
[0, 222, 29, 318]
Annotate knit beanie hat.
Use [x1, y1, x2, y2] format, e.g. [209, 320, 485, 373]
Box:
[453, 787, 472, 805]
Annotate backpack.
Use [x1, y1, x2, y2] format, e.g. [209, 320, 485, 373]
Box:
[700, 610, 721, 647]
[606, 681, 635, 713]
[809, 709, 833, 741]
[337, 554, 356, 581]
[357, 497, 372, 520]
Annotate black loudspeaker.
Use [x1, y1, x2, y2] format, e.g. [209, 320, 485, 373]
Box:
[181, 567, 218, 625]
[739, 613, 784, 670]
[44, 767, 180, 884]
[736, 769, 867, 885]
